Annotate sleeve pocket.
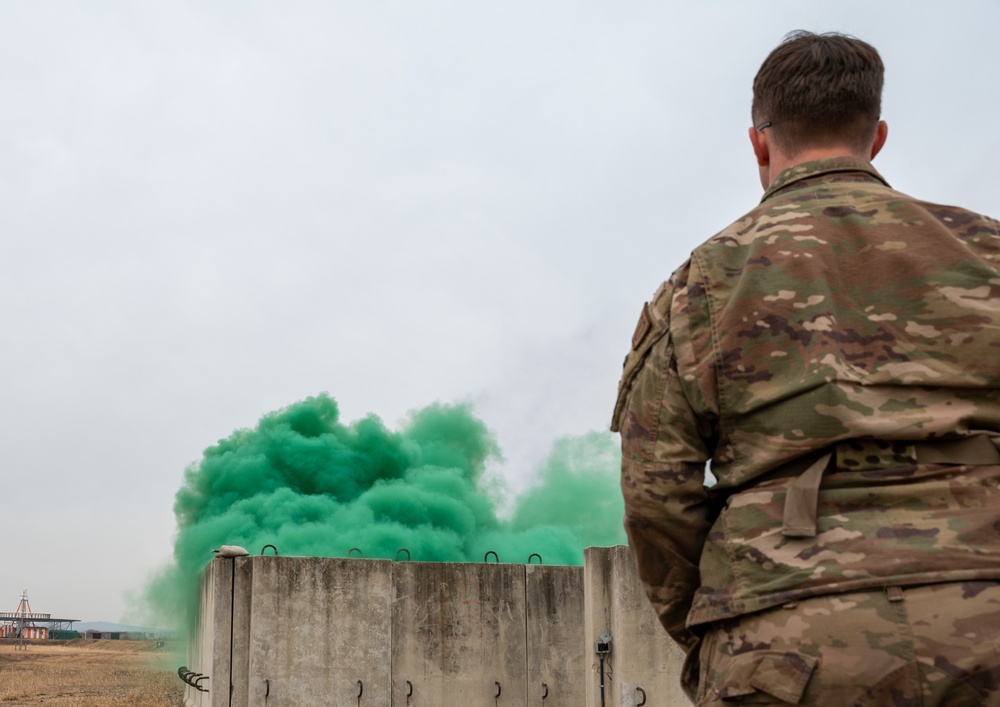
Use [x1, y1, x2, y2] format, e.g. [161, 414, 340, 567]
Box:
[611, 298, 672, 432]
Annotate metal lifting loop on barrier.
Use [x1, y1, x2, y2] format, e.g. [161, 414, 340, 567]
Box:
[541, 682, 549, 699]
[265, 679, 270, 697]
[484, 551, 499, 563]
[348, 547, 363, 558]
[494, 681, 502, 697]
[396, 548, 410, 561]
[405, 680, 413, 696]
[260, 544, 278, 556]
[177, 667, 210, 693]
[636, 686, 647, 706]
[356, 679, 363, 697]
[528, 553, 543, 564]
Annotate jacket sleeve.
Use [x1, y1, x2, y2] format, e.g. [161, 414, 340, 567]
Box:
[612, 264, 715, 652]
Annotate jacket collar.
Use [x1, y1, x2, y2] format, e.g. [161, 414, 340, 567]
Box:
[761, 156, 891, 203]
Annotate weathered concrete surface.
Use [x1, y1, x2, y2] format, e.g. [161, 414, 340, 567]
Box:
[392, 561, 526, 705]
[524, 564, 586, 706]
[243, 556, 393, 706]
[184, 556, 232, 707]
[229, 556, 253, 707]
[186, 547, 685, 706]
[585, 545, 689, 706]
[182, 562, 207, 707]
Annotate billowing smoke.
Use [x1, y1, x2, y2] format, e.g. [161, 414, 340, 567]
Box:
[142, 394, 624, 626]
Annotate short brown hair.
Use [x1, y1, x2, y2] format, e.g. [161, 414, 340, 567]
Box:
[752, 31, 883, 155]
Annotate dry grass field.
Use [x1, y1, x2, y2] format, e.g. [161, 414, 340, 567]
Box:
[0, 639, 185, 706]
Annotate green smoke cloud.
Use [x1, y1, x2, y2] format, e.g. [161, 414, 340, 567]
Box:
[142, 393, 624, 627]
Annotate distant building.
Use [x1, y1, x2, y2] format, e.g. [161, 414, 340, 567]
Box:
[0, 625, 48, 640]
[84, 630, 139, 640]
[0, 589, 78, 641]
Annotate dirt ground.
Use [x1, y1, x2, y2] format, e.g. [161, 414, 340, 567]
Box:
[0, 639, 185, 706]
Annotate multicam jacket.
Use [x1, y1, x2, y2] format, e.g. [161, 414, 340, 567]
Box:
[613, 157, 1000, 652]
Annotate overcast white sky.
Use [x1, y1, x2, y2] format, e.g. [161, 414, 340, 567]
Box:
[2, 2, 998, 623]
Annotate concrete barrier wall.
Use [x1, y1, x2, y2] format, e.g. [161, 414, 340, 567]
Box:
[182, 566, 208, 707]
[184, 555, 232, 707]
[392, 562, 526, 705]
[524, 564, 586, 706]
[185, 546, 687, 706]
[245, 557, 393, 705]
[584, 546, 689, 707]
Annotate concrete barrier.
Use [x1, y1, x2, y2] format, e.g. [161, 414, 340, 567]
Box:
[184, 555, 232, 707]
[392, 561, 526, 705]
[584, 546, 688, 707]
[525, 564, 586, 706]
[243, 557, 392, 705]
[185, 546, 688, 706]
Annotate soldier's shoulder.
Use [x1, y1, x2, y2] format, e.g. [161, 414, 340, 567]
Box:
[611, 264, 694, 433]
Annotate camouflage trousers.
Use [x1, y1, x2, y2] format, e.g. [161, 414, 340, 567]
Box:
[695, 581, 1000, 706]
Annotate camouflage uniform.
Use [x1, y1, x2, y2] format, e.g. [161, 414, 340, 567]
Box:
[613, 157, 1000, 704]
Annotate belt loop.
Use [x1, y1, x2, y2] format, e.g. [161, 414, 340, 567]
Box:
[886, 586, 904, 603]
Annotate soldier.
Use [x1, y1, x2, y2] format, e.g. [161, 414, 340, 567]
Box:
[613, 31, 1000, 706]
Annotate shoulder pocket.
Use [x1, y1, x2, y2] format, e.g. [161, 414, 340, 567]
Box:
[611, 284, 673, 432]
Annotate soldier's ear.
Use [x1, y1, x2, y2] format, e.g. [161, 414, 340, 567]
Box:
[749, 126, 769, 167]
[870, 120, 888, 160]
[749, 127, 771, 190]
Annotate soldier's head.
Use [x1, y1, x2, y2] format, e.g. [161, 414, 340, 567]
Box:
[749, 31, 888, 186]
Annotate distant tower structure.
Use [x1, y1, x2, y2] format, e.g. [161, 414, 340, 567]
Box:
[1, 589, 50, 649]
